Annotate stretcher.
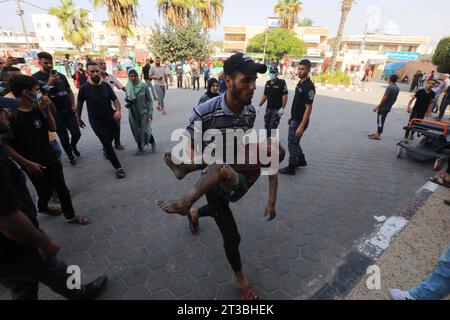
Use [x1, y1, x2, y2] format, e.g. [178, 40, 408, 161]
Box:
[396, 118, 450, 171]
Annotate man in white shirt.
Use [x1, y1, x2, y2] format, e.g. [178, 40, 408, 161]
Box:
[149, 57, 167, 115]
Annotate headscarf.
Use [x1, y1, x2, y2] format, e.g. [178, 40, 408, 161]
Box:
[125, 69, 144, 100]
[206, 78, 220, 98]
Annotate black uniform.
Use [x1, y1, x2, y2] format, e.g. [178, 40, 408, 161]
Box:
[263, 78, 288, 136]
[288, 77, 315, 167]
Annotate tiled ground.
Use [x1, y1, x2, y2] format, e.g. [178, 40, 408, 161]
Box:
[0, 79, 433, 300]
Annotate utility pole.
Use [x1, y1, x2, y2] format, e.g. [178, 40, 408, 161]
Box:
[16, 0, 32, 50]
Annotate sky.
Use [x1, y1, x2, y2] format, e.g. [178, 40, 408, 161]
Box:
[0, 0, 448, 44]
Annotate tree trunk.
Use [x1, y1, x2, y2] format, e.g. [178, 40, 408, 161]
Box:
[119, 35, 126, 59]
[327, 0, 353, 72]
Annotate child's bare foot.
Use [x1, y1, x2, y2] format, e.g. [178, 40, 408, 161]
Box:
[164, 152, 187, 180]
[188, 208, 200, 235]
[156, 200, 191, 216]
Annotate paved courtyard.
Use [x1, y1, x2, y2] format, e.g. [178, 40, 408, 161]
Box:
[0, 79, 434, 300]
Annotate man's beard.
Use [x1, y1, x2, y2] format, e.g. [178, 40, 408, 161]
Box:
[231, 82, 252, 105]
[92, 76, 101, 83]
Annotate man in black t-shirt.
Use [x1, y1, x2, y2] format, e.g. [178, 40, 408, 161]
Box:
[0, 106, 107, 300]
[1, 75, 89, 226]
[76, 62, 125, 179]
[33, 52, 81, 166]
[141, 58, 158, 102]
[404, 79, 436, 141]
[258, 66, 288, 137]
[279, 59, 316, 176]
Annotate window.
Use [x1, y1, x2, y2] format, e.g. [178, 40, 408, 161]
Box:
[46, 23, 51, 28]
[40, 36, 45, 41]
[36, 23, 42, 29]
[50, 36, 55, 41]
[61, 37, 64, 41]
[99, 34, 105, 40]
[136, 35, 141, 41]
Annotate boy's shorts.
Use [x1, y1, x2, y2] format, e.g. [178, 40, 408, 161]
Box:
[215, 173, 248, 203]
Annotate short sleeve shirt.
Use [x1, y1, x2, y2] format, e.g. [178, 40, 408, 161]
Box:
[32, 71, 72, 113]
[149, 66, 166, 86]
[413, 89, 435, 115]
[379, 84, 400, 112]
[291, 77, 316, 122]
[264, 79, 288, 110]
[6, 108, 57, 166]
[77, 82, 117, 123]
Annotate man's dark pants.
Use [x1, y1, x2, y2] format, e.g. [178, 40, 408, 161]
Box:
[113, 121, 122, 148]
[438, 99, 450, 119]
[264, 108, 281, 137]
[54, 112, 81, 159]
[198, 190, 242, 273]
[288, 120, 306, 167]
[0, 253, 85, 300]
[92, 120, 122, 170]
[28, 162, 75, 220]
[177, 75, 183, 88]
[377, 110, 389, 134]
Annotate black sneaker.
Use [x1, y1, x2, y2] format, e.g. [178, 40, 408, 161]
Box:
[279, 166, 296, 176]
[80, 276, 108, 300]
[69, 157, 77, 166]
[72, 147, 81, 157]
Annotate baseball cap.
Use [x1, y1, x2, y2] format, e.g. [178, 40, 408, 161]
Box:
[269, 66, 279, 74]
[0, 97, 20, 109]
[224, 53, 267, 76]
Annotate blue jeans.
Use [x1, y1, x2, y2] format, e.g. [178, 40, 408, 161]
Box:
[410, 246, 450, 300]
[49, 140, 62, 161]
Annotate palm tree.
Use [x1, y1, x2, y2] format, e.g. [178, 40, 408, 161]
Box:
[157, 0, 224, 30]
[49, 0, 92, 54]
[92, 0, 138, 58]
[327, 0, 354, 72]
[195, 0, 224, 30]
[156, 0, 194, 28]
[274, 0, 302, 30]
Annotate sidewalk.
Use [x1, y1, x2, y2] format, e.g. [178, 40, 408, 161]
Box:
[346, 186, 450, 300]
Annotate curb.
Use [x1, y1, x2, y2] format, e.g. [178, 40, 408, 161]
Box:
[315, 84, 372, 92]
[310, 182, 439, 300]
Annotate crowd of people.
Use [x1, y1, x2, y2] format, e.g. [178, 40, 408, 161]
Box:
[1, 49, 450, 301]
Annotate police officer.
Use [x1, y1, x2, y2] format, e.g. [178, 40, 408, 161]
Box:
[258, 65, 288, 137]
[279, 59, 315, 176]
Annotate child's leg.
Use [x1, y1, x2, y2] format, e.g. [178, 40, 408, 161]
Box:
[164, 151, 207, 180]
[157, 164, 238, 216]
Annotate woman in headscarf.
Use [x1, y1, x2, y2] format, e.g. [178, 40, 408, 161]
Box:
[125, 69, 155, 155]
[198, 78, 220, 106]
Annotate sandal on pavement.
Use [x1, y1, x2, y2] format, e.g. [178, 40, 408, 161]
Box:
[115, 168, 126, 179]
[430, 176, 450, 188]
[240, 285, 260, 301]
[66, 216, 90, 225]
[39, 207, 63, 217]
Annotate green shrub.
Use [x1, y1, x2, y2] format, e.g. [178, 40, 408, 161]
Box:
[313, 71, 351, 86]
[212, 60, 224, 68]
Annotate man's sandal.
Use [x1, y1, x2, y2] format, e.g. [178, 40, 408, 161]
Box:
[240, 286, 260, 300]
[66, 216, 90, 225]
[39, 207, 63, 217]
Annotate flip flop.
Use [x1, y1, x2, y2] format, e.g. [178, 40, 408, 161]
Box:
[430, 176, 450, 188]
[240, 285, 260, 301]
[66, 216, 90, 225]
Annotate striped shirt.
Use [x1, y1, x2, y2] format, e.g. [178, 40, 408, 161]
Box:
[186, 93, 256, 159]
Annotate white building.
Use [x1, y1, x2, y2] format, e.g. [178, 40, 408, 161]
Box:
[31, 14, 80, 51]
